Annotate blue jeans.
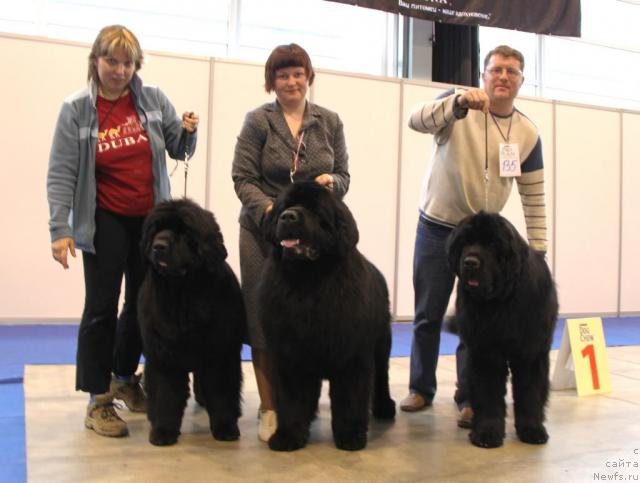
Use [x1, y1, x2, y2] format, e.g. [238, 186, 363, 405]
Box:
[409, 216, 468, 409]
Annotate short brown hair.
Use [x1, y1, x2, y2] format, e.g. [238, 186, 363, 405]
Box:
[264, 43, 315, 93]
[87, 25, 144, 83]
[483, 45, 525, 72]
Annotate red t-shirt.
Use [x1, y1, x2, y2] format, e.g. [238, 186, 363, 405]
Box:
[95, 93, 153, 216]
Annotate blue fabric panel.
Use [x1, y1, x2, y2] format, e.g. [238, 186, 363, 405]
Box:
[0, 383, 26, 483]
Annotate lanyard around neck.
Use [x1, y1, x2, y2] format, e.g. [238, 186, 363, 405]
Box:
[490, 111, 514, 142]
[289, 130, 305, 183]
[98, 87, 128, 130]
[484, 110, 515, 210]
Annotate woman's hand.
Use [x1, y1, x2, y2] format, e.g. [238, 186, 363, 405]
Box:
[315, 174, 334, 191]
[51, 237, 76, 269]
[182, 112, 199, 133]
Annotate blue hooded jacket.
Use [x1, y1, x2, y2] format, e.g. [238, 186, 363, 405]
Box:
[47, 73, 197, 253]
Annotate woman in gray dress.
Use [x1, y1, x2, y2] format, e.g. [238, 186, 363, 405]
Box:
[232, 43, 350, 442]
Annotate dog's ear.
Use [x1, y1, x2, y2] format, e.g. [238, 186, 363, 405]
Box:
[482, 214, 528, 297]
[501, 217, 528, 273]
[140, 203, 165, 261]
[176, 199, 228, 269]
[334, 196, 359, 255]
[199, 209, 228, 270]
[446, 216, 470, 275]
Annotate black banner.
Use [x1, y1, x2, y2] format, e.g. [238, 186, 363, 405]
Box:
[326, 0, 581, 37]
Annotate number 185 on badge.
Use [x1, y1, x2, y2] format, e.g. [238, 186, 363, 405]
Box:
[499, 142, 521, 177]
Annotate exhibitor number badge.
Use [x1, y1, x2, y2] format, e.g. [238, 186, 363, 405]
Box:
[499, 142, 521, 177]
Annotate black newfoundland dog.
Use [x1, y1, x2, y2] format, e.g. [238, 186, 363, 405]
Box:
[447, 212, 558, 448]
[138, 199, 245, 446]
[259, 181, 396, 452]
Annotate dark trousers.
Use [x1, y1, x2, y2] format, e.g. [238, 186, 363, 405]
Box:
[76, 208, 146, 394]
[409, 216, 469, 409]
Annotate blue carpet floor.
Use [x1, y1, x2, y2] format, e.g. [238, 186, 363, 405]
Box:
[4, 317, 640, 383]
[1, 317, 638, 483]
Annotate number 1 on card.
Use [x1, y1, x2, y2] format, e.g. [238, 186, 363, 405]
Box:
[580, 343, 600, 390]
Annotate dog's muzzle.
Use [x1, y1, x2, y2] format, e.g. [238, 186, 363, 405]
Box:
[150, 231, 187, 276]
[277, 208, 319, 260]
[461, 254, 481, 288]
[151, 238, 170, 268]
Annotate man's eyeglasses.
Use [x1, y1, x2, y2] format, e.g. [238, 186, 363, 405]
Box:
[485, 66, 522, 79]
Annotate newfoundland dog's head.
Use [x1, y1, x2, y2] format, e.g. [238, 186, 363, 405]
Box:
[263, 181, 358, 262]
[446, 212, 530, 301]
[141, 199, 227, 277]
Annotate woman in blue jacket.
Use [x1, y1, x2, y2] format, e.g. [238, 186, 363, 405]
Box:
[46, 25, 199, 437]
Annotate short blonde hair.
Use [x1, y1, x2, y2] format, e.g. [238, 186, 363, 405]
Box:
[87, 25, 144, 83]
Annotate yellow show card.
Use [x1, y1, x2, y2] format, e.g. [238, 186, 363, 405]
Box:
[566, 317, 612, 396]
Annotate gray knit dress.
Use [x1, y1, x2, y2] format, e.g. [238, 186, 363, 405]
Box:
[232, 100, 350, 349]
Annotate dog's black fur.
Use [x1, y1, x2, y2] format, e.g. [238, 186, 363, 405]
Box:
[447, 211, 558, 448]
[259, 181, 396, 452]
[138, 199, 245, 446]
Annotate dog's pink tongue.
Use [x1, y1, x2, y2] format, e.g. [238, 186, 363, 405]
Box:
[467, 279, 480, 287]
[280, 239, 300, 248]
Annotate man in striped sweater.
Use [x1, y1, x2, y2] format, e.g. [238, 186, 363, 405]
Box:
[400, 45, 548, 429]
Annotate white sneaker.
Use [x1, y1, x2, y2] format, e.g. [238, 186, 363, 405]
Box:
[257, 409, 277, 442]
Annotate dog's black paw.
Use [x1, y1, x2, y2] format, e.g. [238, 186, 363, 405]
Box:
[149, 427, 180, 446]
[469, 428, 504, 448]
[516, 424, 549, 445]
[372, 398, 396, 420]
[211, 422, 240, 441]
[268, 429, 308, 452]
[334, 430, 367, 451]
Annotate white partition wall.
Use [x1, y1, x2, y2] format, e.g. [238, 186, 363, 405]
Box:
[555, 105, 621, 315]
[0, 36, 87, 319]
[0, 32, 638, 321]
[313, 72, 401, 305]
[621, 112, 640, 313]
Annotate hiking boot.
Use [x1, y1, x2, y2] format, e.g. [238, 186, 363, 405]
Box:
[110, 373, 147, 413]
[85, 394, 128, 437]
